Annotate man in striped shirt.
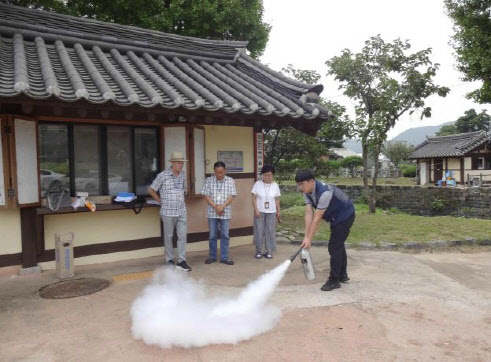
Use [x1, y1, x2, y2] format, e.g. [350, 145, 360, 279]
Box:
[201, 161, 237, 265]
[148, 151, 191, 272]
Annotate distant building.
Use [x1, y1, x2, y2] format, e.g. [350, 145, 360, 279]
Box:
[410, 131, 491, 185]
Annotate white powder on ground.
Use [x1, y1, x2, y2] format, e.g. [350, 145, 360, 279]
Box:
[130, 260, 291, 348]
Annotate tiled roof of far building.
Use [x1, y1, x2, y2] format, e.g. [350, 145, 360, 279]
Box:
[0, 3, 331, 121]
[410, 131, 491, 159]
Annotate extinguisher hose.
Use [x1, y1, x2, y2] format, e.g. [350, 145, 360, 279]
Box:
[289, 246, 304, 262]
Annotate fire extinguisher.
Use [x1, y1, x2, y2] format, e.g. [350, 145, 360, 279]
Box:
[289, 246, 316, 280]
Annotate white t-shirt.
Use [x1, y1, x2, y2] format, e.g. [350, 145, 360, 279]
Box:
[251, 181, 281, 213]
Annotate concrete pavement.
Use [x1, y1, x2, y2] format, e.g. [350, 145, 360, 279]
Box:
[1, 244, 490, 361]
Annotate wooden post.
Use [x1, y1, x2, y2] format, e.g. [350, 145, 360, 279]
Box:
[20, 206, 38, 268]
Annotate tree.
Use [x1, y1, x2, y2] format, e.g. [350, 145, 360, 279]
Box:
[445, 0, 491, 103]
[264, 66, 349, 181]
[6, 0, 271, 58]
[436, 123, 458, 136]
[382, 141, 415, 170]
[326, 35, 450, 213]
[338, 156, 363, 178]
[436, 108, 490, 135]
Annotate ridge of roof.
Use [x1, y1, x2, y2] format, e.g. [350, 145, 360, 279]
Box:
[426, 130, 485, 142]
[0, 3, 247, 60]
[0, 3, 330, 126]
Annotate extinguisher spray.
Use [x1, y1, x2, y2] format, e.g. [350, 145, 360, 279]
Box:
[289, 246, 316, 280]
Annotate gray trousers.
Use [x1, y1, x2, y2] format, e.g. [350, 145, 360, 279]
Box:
[162, 214, 187, 263]
[253, 212, 277, 253]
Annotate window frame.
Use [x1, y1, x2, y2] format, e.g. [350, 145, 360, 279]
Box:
[38, 121, 161, 198]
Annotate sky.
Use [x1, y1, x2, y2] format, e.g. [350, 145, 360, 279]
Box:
[260, 0, 490, 139]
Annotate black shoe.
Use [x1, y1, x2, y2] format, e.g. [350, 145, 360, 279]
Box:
[205, 258, 216, 264]
[321, 279, 341, 291]
[176, 260, 192, 272]
[166, 260, 175, 267]
[340, 274, 350, 283]
[220, 259, 235, 265]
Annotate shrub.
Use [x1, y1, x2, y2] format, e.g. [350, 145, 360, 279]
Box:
[402, 165, 417, 177]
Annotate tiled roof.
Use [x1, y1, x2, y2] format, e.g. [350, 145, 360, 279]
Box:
[410, 131, 491, 159]
[0, 3, 330, 122]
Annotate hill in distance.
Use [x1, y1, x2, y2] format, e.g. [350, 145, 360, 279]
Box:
[343, 122, 452, 153]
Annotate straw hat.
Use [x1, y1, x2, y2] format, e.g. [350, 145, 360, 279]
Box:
[169, 151, 187, 162]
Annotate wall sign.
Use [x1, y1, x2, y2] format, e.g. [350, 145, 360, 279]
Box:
[255, 132, 264, 180]
[217, 151, 243, 172]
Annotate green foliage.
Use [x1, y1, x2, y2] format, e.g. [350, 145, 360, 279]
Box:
[401, 165, 417, 177]
[437, 123, 458, 136]
[338, 156, 363, 177]
[40, 162, 69, 175]
[280, 192, 305, 209]
[7, 0, 271, 58]
[382, 141, 415, 167]
[445, 0, 491, 103]
[326, 35, 450, 212]
[264, 66, 349, 181]
[436, 109, 490, 136]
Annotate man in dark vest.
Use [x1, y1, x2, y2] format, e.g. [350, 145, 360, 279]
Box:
[295, 169, 356, 291]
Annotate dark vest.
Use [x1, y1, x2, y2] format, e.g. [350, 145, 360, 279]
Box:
[306, 181, 355, 226]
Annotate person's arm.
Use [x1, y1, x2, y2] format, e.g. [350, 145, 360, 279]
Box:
[148, 187, 161, 204]
[301, 208, 327, 249]
[275, 197, 281, 222]
[252, 194, 260, 218]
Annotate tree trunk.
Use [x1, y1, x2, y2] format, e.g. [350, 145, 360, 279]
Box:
[368, 142, 383, 213]
[361, 139, 372, 211]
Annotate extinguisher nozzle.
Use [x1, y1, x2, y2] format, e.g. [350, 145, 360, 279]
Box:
[289, 246, 303, 262]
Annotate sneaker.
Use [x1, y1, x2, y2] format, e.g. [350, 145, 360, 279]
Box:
[340, 274, 350, 283]
[220, 259, 235, 265]
[176, 260, 192, 272]
[255, 252, 262, 259]
[166, 260, 175, 266]
[321, 279, 341, 291]
[263, 252, 273, 259]
[205, 258, 216, 264]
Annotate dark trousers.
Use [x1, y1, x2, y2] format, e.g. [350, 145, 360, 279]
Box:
[328, 213, 355, 280]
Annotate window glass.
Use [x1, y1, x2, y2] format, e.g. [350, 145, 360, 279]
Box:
[38, 124, 70, 197]
[74, 125, 100, 195]
[135, 128, 158, 195]
[107, 126, 132, 196]
[478, 158, 484, 170]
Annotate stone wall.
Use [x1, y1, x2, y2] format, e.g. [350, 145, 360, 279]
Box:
[280, 184, 491, 219]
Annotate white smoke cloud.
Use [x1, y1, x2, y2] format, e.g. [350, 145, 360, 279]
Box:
[131, 260, 291, 349]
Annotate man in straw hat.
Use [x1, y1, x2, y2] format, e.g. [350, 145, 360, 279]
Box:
[148, 151, 192, 271]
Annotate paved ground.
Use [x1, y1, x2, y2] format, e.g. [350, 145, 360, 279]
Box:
[1, 245, 490, 361]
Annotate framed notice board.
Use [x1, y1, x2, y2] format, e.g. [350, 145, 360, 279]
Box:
[217, 151, 243, 172]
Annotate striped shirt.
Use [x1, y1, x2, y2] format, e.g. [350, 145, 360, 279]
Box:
[201, 175, 237, 219]
[150, 167, 186, 217]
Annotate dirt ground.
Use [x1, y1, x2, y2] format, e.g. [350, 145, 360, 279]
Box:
[1, 245, 490, 361]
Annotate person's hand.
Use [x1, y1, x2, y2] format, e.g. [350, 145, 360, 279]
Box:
[216, 204, 225, 215]
[301, 237, 311, 249]
[255, 211, 261, 218]
[276, 212, 281, 223]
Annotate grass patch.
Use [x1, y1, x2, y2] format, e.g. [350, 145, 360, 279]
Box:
[280, 198, 491, 244]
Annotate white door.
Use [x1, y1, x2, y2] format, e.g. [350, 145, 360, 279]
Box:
[420, 162, 427, 185]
